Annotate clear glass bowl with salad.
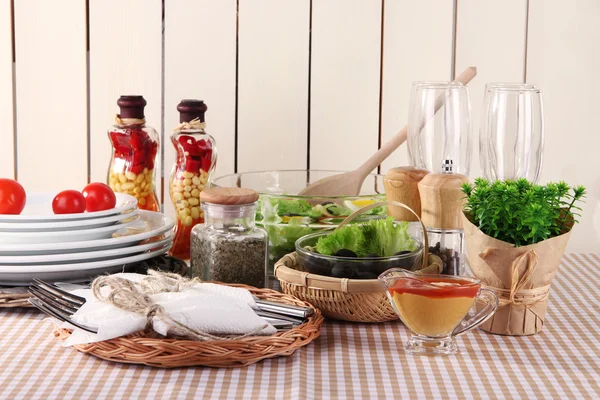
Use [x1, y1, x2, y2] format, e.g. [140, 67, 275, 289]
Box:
[211, 170, 387, 274]
[295, 217, 423, 279]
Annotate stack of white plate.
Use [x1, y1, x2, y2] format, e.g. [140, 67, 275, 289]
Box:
[0, 193, 175, 285]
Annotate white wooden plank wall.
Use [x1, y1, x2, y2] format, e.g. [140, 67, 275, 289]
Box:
[310, 0, 382, 171]
[164, 0, 237, 219]
[89, 0, 163, 200]
[0, 1, 13, 179]
[14, 0, 87, 191]
[238, 0, 310, 172]
[455, 0, 528, 179]
[380, 0, 454, 173]
[0, 0, 598, 252]
[527, 0, 600, 253]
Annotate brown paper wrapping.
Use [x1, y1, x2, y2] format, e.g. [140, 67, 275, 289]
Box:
[461, 212, 572, 336]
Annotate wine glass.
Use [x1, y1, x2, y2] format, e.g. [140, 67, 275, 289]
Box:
[408, 82, 472, 175]
[480, 85, 544, 182]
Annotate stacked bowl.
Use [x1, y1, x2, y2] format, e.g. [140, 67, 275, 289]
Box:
[0, 193, 174, 285]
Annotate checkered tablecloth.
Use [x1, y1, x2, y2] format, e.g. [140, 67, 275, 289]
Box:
[0, 253, 599, 399]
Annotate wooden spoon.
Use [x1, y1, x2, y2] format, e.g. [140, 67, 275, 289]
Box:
[298, 66, 478, 197]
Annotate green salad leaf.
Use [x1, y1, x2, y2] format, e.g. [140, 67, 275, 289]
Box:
[315, 224, 364, 255]
[315, 217, 416, 257]
[364, 218, 416, 256]
[258, 196, 389, 266]
[260, 198, 316, 262]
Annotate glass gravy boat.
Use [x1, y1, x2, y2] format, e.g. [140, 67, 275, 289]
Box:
[379, 269, 498, 356]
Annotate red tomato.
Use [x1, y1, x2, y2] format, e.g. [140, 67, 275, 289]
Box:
[0, 178, 26, 215]
[52, 190, 86, 214]
[82, 183, 117, 212]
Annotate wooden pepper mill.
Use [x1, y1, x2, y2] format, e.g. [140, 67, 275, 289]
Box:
[418, 160, 469, 275]
[384, 166, 429, 221]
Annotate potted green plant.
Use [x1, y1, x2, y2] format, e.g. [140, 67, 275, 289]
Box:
[461, 178, 585, 335]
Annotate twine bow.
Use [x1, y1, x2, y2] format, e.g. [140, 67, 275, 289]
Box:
[91, 270, 267, 341]
[115, 115, 146, 126]
[174, 118, 206, 131]
[480, 249, 550, 308]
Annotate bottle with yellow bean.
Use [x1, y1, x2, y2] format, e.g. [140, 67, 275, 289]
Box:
[168, 99, 216, 259]
[107, 95, 160, 212]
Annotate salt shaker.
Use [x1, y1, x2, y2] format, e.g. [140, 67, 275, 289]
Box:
[190, 187, 268, 288]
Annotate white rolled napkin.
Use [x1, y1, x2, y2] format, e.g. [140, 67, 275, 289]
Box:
[62, 272, 275, 346]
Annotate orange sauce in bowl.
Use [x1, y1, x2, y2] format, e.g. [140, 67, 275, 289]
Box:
[389, 277, 480, 298]
[388, 277, 479, 337]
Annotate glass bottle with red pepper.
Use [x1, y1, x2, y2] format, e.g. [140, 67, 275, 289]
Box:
[107, 95, 160, 211]
[169, 99, 216, 259]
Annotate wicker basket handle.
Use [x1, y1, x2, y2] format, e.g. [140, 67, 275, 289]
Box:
[336, 201, 429, 271]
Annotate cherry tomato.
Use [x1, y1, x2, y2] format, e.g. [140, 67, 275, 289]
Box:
[0, 178, 26, 215]
[82, 183, 117, 212]
[52, 190, 86, 214]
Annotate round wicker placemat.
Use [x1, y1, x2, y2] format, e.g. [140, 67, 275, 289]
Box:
[53, 284, 324, 368]
[0, 287, 31, 308]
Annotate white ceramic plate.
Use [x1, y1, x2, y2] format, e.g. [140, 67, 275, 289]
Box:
[0, 215, 140, 244]
[0, 209, 138, 232]
[0, 243, 172, 286]
[0, 230, 173, 264]
[0, 211, 174, 255]
[0, 192, 137, 223]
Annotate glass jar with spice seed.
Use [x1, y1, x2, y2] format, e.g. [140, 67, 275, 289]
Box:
[168, 100, 216, 259]
[190, 187, 268, 288]
[107, 95, 160, 211]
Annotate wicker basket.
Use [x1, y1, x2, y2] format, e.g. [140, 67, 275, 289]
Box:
[53, 285, 323, 368]
[275, 252, 442, 322]
[274, 200, 443, 323]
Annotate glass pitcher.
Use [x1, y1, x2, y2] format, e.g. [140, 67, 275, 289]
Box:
[379, 269, 498, 356]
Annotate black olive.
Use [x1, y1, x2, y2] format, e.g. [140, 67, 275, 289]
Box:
[281, 213, 302, 217]
[356, 272, 378, 280]
[331, 262, 358, 278]
[320, 201, 334, 206]
[335, 249, 358, 258]
[394, 250, 411, 256]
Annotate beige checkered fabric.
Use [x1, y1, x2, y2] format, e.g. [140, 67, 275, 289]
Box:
[0, 254, 599, 399]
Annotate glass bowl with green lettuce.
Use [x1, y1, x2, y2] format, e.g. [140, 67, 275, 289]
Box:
[295, 217, 422, 279]
[211, 170, 387, 274]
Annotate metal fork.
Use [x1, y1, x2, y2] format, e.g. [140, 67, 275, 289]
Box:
[28, 279, 98, 333]
[29, 279, 302, 332]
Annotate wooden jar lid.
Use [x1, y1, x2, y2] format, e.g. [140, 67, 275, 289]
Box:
[200, 187, 259, 205]
[418, 173, 469, 230]
[384, 166, 429, 182]
[384, 166, 429, 221]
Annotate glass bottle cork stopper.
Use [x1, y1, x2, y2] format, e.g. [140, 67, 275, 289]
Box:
[200, 187, 259, 205]
[177, 99, 208, 123]
[117, 95, 147, 119]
